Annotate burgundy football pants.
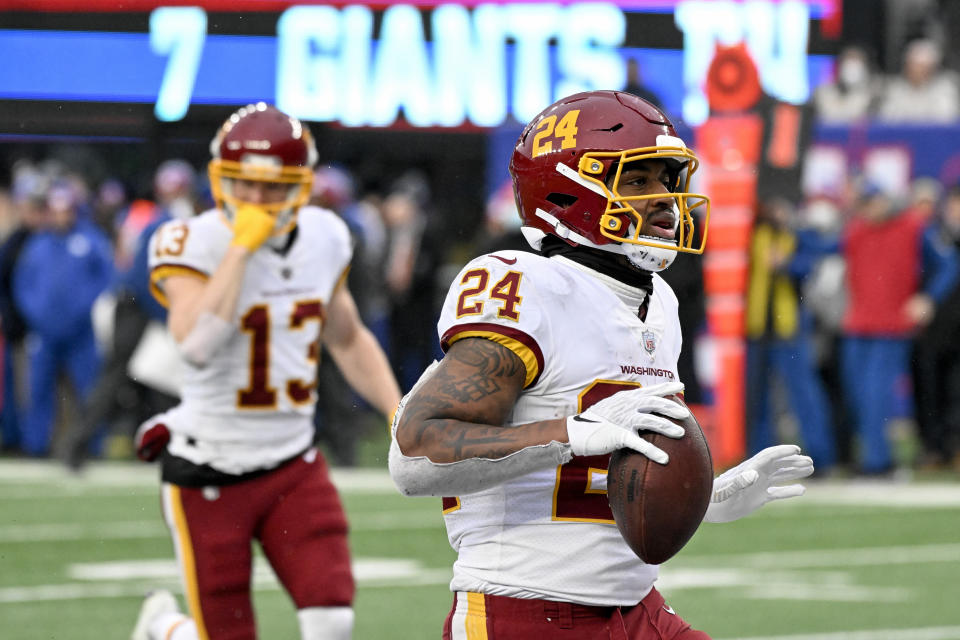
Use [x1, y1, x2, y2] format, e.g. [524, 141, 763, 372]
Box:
[161, 449, 354, 640]
[443, 587, 711, 640]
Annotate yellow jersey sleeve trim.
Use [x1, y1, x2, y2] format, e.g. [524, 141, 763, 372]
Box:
[446, 330, 539, 389]
[331, 265, 351, 298]
[150, 265, 209, 308]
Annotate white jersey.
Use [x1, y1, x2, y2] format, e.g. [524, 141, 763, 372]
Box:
[435, 250, 683, 607]
[147, 206, 352, 475]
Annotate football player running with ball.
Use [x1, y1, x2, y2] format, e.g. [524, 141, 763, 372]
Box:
[390, 90, 814, 639]
[130, 103, 401, 640]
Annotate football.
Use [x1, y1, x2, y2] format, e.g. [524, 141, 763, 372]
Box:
[606, 394, 713, 564]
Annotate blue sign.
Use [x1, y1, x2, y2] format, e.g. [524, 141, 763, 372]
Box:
[0, 2, 833, 128]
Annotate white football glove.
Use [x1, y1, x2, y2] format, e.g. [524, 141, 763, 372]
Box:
[565, 381, 688, 464]
[703, 444, 814, 523]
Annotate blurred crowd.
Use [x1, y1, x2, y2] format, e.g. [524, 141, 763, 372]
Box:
[813, 37, 960, 125]
[749, 17, 960, 477]
[3, 148, 958, 478]
[2, 13, 960, 476]
[746, 178, 960, 479]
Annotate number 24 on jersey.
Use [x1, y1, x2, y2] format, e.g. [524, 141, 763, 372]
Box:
[455, 268, 523, 321]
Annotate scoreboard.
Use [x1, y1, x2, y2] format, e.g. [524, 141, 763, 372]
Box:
[0, 0, 838, 137]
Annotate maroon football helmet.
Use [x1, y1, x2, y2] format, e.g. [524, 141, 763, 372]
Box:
[509, 90, 709, 271]
[208, 102, 318, 235]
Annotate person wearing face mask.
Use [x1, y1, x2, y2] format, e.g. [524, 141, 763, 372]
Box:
[813, 45, 882, 124]
[876, 38, 960, 124]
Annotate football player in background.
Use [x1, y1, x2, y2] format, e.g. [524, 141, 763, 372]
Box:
[130, 103, 402, 640]
[389, 91, 814, 639]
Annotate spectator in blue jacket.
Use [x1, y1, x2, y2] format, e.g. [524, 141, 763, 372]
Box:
[0, 163, 50, 453]
[13, 179, 114, 457]
[63, 160, 197, 469]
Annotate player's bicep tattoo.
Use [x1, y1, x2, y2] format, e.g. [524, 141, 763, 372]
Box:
[437, 338, 525, 402]
[397, 338, 528, 460]
[414, 338, 524, 419]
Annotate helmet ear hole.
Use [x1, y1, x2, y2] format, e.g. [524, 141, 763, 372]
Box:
[546, 193, 578, 209]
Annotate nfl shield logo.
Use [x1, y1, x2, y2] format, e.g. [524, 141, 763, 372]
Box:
[642, 330, 656, 355]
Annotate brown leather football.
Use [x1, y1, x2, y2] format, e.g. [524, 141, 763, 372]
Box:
[606, 394, 713, 564]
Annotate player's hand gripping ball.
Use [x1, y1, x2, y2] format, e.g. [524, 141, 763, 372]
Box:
[606, 393, 713, 564]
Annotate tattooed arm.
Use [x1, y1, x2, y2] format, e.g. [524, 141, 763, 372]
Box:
[390, 336, 686, 496]
[389, 337, 572, 496]
[394, 337, 567, 463]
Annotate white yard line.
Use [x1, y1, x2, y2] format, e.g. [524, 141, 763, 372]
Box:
[2, 461, 960, 504]
[0, 510, 444, 543]
[0, 558, 451, 604]
[0, 582, 148, 603]
[0, 521, 164, 542]
[0, 460, 398, 493]
[656, 567, 911, 603]
[1, 542, 953, 606]
[801, 480, 960, 507]
[675, 542, 960, 568]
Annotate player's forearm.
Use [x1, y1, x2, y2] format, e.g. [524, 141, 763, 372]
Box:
[204, 246, 251, 319]
[168, 247, 248, 341]
[328, 326, 402, 418]
[389, 413, 572, 497]
[395, 410, 569, 463]
[389, 337, 573, 496]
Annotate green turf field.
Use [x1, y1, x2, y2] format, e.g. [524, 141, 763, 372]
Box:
[1, 458, 959, 640]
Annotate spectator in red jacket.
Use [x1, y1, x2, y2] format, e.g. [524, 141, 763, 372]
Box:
[840, 182, 926, 475]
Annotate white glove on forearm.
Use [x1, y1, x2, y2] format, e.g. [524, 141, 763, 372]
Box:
[703, 444, 814, 523]
[565, 381, 688, 464]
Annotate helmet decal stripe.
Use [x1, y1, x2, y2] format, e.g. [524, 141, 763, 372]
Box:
[555, 162, 605, 196]
[534, 208, 595, 246]
[656, 134, 686, 149]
